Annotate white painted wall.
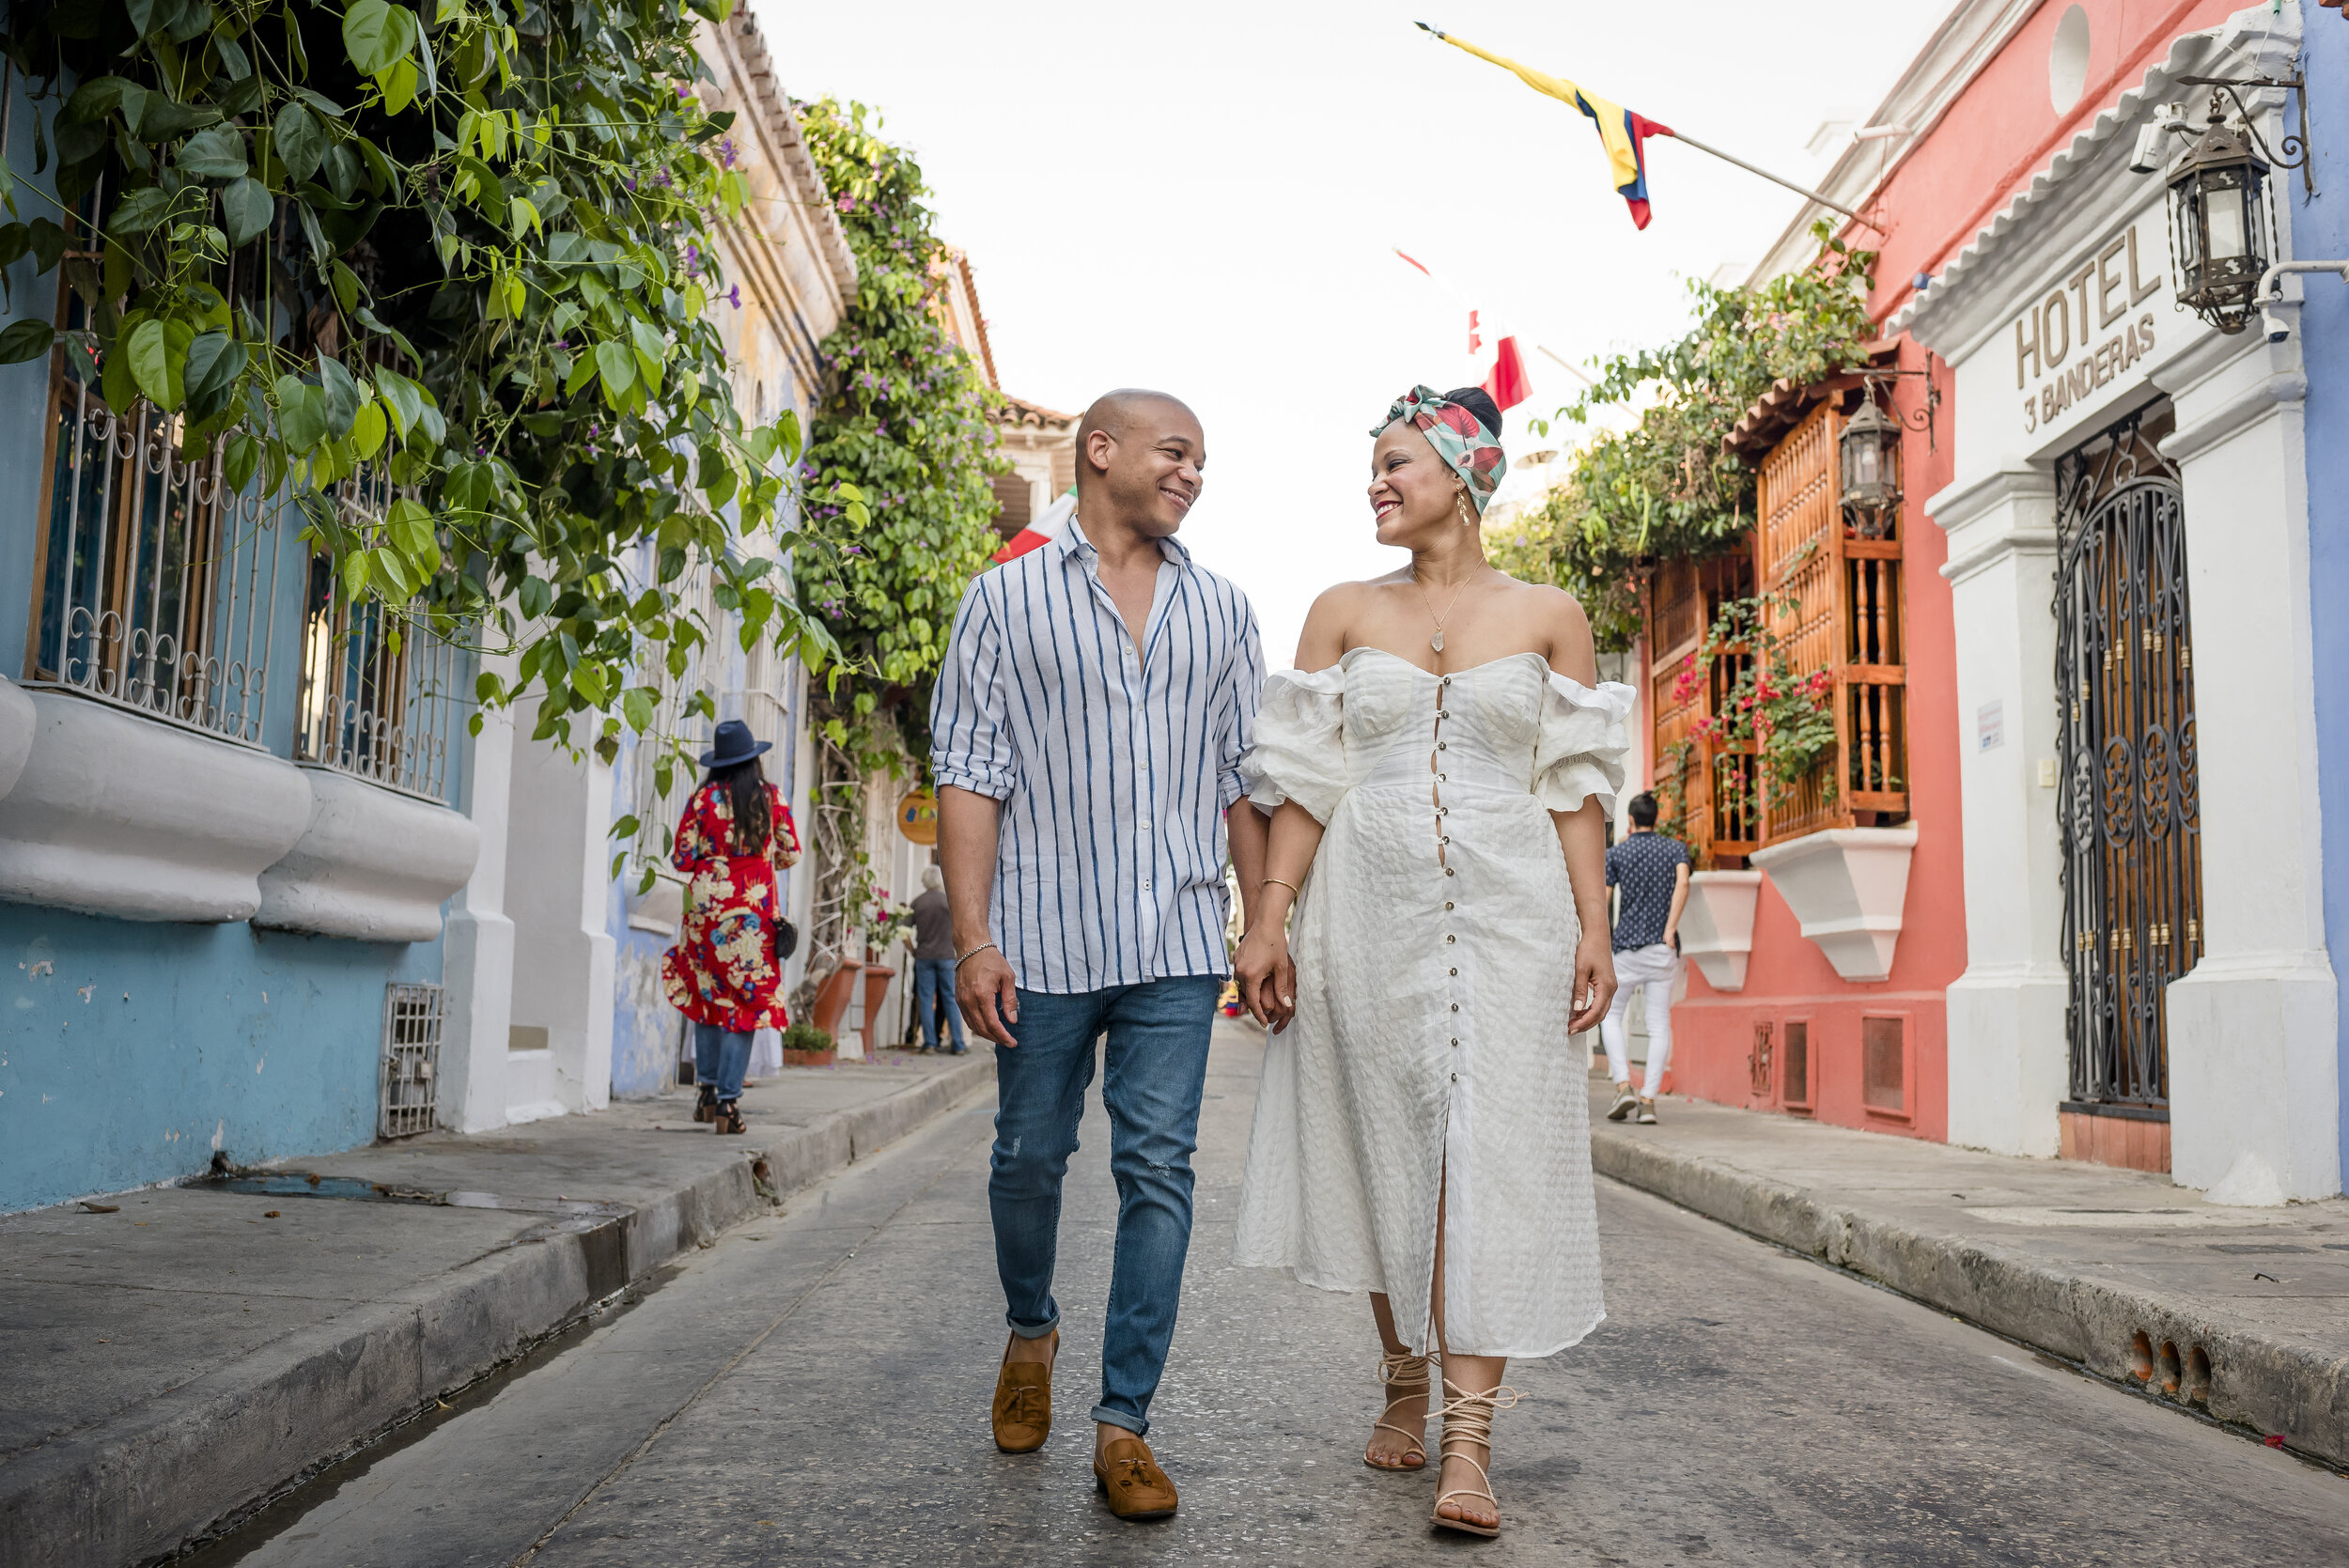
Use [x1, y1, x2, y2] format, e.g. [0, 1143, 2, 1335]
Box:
[504, 733, 616, 1116]
[441, 651, 519, 1133]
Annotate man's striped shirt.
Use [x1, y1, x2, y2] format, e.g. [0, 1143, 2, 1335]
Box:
[930, 517, 1264, 994]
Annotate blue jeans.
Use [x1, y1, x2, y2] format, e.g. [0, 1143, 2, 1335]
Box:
[990, 975, 1220, 1437]
[913, 957, 963, 1050]
[693, 1022, 752, 1101]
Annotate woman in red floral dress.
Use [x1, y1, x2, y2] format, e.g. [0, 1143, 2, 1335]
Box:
[661, 720, 801, 1133]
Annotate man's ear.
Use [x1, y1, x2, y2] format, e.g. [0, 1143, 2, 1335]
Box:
[1083, 427, 1119, 474]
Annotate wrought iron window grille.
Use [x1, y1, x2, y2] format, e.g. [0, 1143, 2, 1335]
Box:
[380, 982, 445, 1140]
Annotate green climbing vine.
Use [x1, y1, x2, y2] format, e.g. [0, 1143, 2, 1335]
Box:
[0, 0, 834, 776]
[791, 96, 1005, 772]
[1490, 225, 1878, 651]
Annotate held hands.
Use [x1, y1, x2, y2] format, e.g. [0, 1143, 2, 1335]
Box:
[955, 943, 1020, 1048]
[1568, 931, 1617, 1035]
[1233, 922, 1298, 1034]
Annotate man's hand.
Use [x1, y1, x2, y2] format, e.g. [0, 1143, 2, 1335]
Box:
[1567, 931, 1617, 1036]
[955, 945, 1020, 1047]
[1233, 924, 1298, 1033]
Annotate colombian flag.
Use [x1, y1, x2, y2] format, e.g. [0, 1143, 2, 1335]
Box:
[1428, 28, 1672, 229]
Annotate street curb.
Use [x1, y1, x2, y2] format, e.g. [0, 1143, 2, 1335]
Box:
[1589, 1126, 2349, 1467]
[0, 1052, 998, 1568]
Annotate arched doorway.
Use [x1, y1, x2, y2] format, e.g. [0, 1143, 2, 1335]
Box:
[2053, 401, 2202, 1164]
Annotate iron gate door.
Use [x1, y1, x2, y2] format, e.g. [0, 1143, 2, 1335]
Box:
[2054, 403, 2202, 1110]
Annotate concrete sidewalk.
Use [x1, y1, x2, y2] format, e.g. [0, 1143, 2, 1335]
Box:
[1588, 1079, 2349, 1468]
[0, 1047, 996, 1568]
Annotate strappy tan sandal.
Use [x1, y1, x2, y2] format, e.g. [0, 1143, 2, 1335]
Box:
[1430, 1377, 1522, 1538]
[1363, 1349, 1431, 1470]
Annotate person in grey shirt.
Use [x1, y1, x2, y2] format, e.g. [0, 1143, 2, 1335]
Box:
[908, 865, 963, 1054]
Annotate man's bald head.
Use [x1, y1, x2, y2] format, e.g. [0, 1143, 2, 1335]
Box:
[1078, 388, 1198, 447]
[1074, 388, 1206, 542]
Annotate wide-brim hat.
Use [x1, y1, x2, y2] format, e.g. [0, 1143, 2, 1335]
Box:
[699, 719, 771, 769]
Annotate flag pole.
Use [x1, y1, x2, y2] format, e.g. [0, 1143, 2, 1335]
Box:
[1657, 127, 1880, 231]
[1412, 21, 1884, 233]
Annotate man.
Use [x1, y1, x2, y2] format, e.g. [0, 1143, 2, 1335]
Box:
[1601, 791, 1690, 1125]
[906, 865, 962, 1054]
[932, 389, 1266, 1521]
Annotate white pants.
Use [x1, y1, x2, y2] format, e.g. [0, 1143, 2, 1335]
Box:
[1600, 941, 1679, 1095]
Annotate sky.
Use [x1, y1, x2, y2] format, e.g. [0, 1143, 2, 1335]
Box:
[754, 0, 1952, 666]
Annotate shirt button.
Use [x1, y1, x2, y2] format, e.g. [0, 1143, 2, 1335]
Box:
[1445, 867, 1455, 877]
[1445, 902, 1455, 910]
[1450, 1037, 1459, 1046]
[1450, 1002, 1460, 1013]
[1437, 741, 1448, 751]
[1445, 934, 1455, 944]
[1439, 772, 1447, 781]
[1449, 967, 1457, 976]
[1451, 1073, 1459, 1082]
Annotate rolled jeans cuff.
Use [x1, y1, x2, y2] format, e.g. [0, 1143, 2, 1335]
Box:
[1091, 1404, 1148, 1436]
[1006, 1312, 1059, 1340]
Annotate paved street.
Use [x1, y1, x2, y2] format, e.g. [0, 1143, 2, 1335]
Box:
[184, 1028, 2349, 1568]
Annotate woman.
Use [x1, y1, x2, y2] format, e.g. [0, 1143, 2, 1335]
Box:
[661, 718, 802, 1135]
[1232, 385, 1630, 1538]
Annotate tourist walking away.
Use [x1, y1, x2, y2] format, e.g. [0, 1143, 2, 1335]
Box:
[908, 865, 963, 1053]
[1602, 790, 1690, 1126]
[660, 719, 801, 1136]
[932, 388, 1267, 1521]
[1232, 385, 1630, 1539]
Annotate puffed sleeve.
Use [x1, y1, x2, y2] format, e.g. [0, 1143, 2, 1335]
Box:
[1533, 673, 1637, 815]
[1238, 667, 1349, 825]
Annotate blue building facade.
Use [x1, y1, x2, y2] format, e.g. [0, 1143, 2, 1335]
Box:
[2290, 8, 2349, 1182]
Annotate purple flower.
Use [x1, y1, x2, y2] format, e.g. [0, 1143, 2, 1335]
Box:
[845, 544, 863, 555]
[718, 138, 738, 170]
[727, 285, 741, 309]
[624, 176, 637, 192]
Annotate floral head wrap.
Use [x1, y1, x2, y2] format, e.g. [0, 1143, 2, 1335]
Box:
[1371, 385, 1508, 515]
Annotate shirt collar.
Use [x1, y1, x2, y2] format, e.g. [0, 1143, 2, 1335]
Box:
[1055, 512, 1193, 568]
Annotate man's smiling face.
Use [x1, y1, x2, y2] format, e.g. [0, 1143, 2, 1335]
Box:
[1087, 396, 1205, 539]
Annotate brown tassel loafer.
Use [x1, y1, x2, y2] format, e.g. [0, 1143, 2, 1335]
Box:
[1094, 1436, 1179, 1520]
[990, 1329, 1057, 1452]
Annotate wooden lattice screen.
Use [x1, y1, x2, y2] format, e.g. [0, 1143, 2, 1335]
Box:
[1644, 551, 1756, 868]
[1753, 400, 1908, 839]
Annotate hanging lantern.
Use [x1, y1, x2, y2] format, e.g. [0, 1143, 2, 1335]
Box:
[1839, 392, 1902, 538]
[2167, 101, 2272, 334]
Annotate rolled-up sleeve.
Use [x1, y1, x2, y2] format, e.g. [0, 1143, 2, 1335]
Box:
[1218, 600, 1266, 811]
[930, 576, 1018, 800]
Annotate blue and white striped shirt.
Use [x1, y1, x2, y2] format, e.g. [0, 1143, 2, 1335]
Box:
[930, 517, 1264, 994]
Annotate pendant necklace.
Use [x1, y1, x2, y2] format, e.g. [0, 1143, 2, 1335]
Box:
[1412, 567, 1477, 654]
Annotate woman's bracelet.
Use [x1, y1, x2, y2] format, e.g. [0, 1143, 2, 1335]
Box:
[1261, 877, 1302, 899]
[954, 941, 1000, 971]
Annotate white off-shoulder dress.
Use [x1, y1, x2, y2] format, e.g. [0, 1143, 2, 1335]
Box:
[1233, 647, 1634, 1358]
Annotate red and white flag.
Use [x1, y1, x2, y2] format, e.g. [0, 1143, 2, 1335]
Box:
[991, 485, 1077, 565]
[1396, 249, 1531, 414]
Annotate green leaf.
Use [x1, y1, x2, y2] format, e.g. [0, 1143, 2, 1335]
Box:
[386, 495, 434, 556]
[518, 576, 553, 619]
[0, 318, 54, 365]
[124, 317, 192, 411]
[274, 103, 325, 184]
[379, 56, 421, 116]
[101, 334, 139, 413]
[621, 686, 656, 734]
[223, 431, 261, 492]
[221, 177, 273, 246]
[319, 355, 363, 436]
[0, 225, 27, 269]
[26, 220, 65, 274]
[342, 0, 408, 75]
[140, 101, 222, 140]
[177, 126, 249, 181]
[350, 399, 388, 459]
[374, 365, 424, 436]
[275, 375, 327, 448]
[182, 330, 243, 400]
[594, 339, 635, 399]
[108, 187, 173, 238]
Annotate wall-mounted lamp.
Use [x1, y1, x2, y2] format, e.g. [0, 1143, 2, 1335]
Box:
[1837, 362, 1941, 538]
[2131, 82, 2314, 334]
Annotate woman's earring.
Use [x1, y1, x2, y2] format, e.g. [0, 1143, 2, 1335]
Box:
[1455, 491, 1477, 526]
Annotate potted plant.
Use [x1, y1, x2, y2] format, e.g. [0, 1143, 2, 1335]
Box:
[781, 1020, 837, 1068]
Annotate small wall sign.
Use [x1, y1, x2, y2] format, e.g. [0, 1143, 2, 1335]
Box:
[1978, 699, 2005, 752]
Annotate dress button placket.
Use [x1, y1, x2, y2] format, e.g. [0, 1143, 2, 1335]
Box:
[1434, 676, 1465, 1099]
